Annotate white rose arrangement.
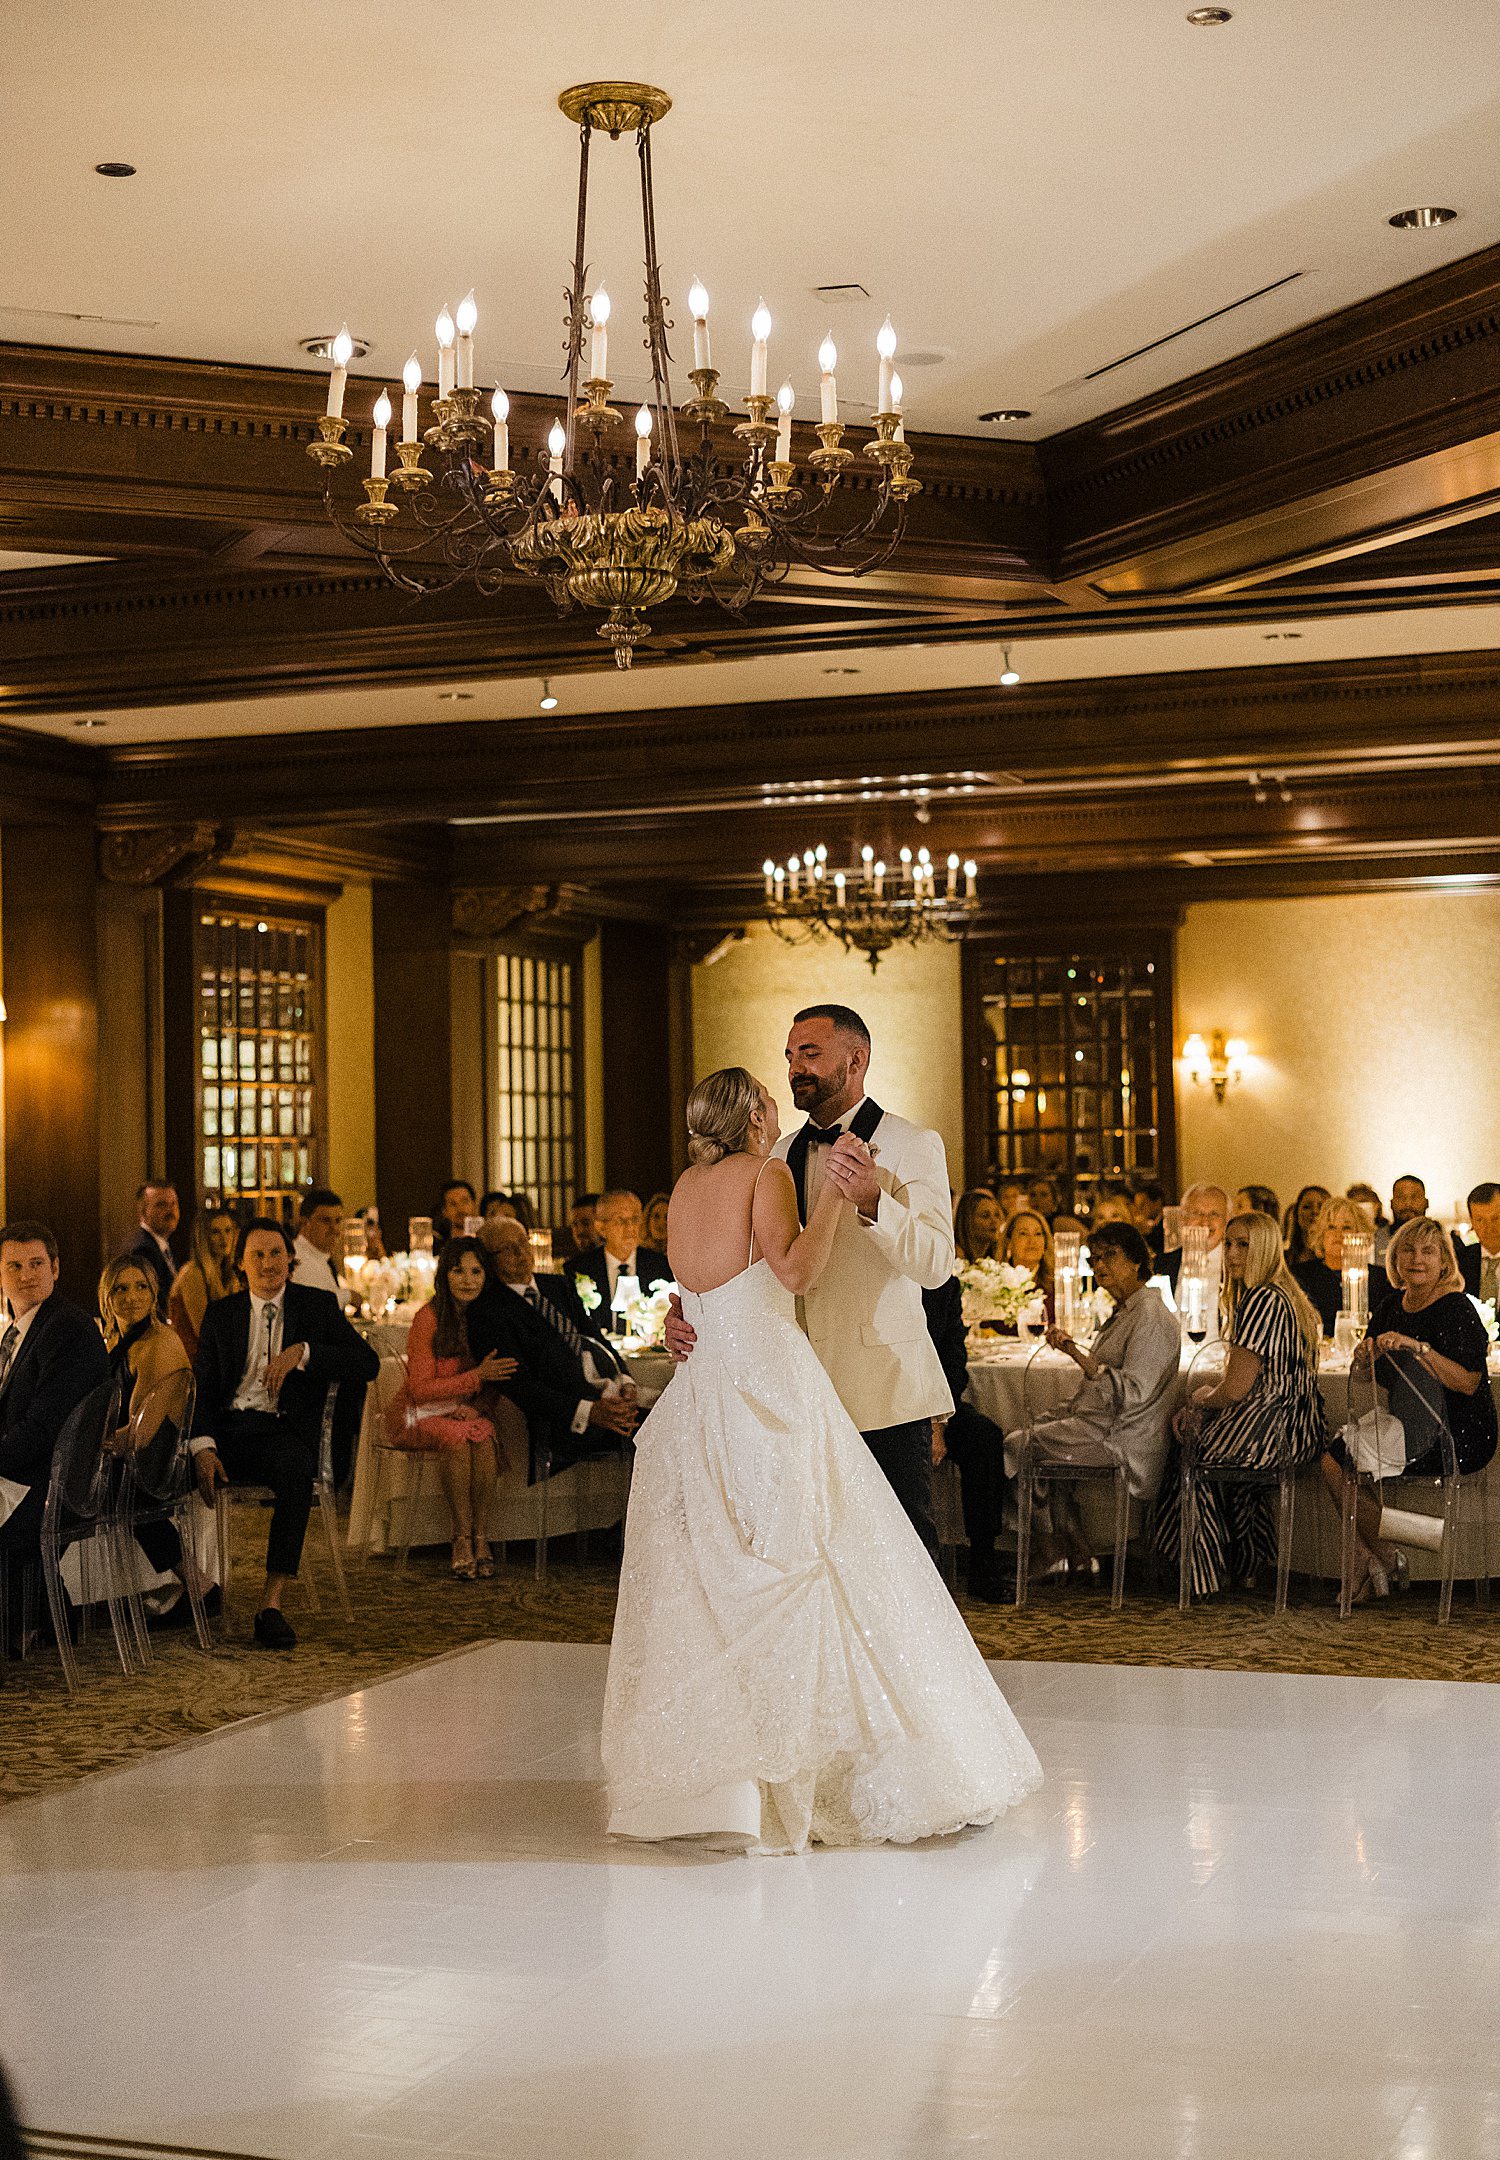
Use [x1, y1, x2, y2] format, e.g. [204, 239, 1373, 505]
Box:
[958, 1258, 1046, 1334]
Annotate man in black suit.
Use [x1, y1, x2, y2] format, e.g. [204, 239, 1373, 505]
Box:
[922, 1274, 1009, 1603]
[1459, 1182, 1500, 1305]
[470, 1218, 636, 1480]
[569, 1189, 672, 1334]
[121, 1178, 181, 1319]
[0, 1219, 111, 1580]
[190, 1217, 378, 1650]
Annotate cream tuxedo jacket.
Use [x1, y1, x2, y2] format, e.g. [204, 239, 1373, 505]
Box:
[775, 1103, 955, 1433]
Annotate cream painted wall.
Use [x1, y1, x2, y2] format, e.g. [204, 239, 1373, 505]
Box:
[691, 923, 965, 1176]
[1176, 890, 1500, 1221]
[323, 879, 377, 1209]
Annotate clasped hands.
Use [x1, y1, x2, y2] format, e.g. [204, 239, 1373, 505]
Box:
[823, 1131, 881, 1217]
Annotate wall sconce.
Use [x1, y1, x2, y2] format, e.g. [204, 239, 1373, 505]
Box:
[1181, 1030, 1247, 1104]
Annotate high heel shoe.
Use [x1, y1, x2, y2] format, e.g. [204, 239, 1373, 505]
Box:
[473, 1546, 495, 1580]
[451, 1539, 477, 1582]
[1388, 1549, 1410, 1592]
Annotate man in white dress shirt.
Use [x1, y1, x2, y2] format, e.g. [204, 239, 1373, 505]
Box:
[667, 1004, 956, 1557]
[292, 1187, 351, 1304]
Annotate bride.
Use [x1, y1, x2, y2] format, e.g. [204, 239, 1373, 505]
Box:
[602, 1066, 1043, 1855]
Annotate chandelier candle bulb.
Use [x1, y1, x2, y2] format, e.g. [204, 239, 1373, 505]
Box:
[818, 333, 838, 424]
[401, 353, 422, 443]
[435, 307, 456, 398]
[947, 852, 959, 898]
[773, 864, 784, 900]
[775, 380, 794, 463]
[634, 404, 652, 478]
[370, 390, 391, 480]
[877, 316, 897, 412]
[455, 291, 477, 389]
[964, 860, 977, 900]
[688, 279, 711, 370]
[900, 846, 912, 887]
[874, 859, 885, 897]
[590, 288, 611, 381]
[890, 370, 905, 441]
[547, 418, 567, 502]
[491, 386, 510, 471]
[762, 858, 775, 899]
[788, 856, 800, 897]
[834, 870, 846, 902]
[325, 325, 354, 418]
[750, 301, 772, 399]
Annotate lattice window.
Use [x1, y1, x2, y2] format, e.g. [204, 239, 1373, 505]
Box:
[971, 945, 1172, 1207]
[494, 951, 578, 1230]
[195, 907, 322, 1220]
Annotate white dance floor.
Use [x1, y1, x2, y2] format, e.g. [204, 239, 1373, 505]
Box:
[3, 1641, 1498, 2160]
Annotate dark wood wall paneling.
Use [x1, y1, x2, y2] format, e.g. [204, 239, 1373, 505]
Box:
[372, 879, 457, 1243]
[599, 920, 678, 1201]
[1, 823, 103, 1292]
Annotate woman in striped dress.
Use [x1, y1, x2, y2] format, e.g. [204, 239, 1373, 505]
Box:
[1153, 1210, 1327, 1598]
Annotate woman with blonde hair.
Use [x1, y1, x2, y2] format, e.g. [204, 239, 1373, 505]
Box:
[1000, 1208, 1056, 1318]
[1291, 1194, 1381, 1337]
[99, 1255, 217, 1618]
[1321, 1216, 1496, 1600]
[1152, 1210, 1327, 1598]
[168, 1207, 241, 1359]
[603, 1062, 1041, 1852]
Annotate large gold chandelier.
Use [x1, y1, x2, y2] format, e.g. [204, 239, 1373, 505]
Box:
[306, 81, 920, 668]
[763, 844, 979, 972]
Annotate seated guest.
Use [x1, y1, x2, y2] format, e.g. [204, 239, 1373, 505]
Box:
[189, 1218, 379, 1651]
[0, 1221, 110, 1582]
[1459, 1182, 1500, 1306]
[954, 1187, 1004, 1266]
[434, 1179, 479, 1249]
[571, 1190, 672, 1331]
[1000, 1208, 1055, 1319]
[1153, 1212, 1326, 1598]
[1346, 1182, 1391, 1263]
[923, 1273, 1008, 1602]
[98, 1256, 217, 1618]
[1283, 1185, 1331, 1270]
[996, 1177, 1029, 1222]
[1162, 1183, 1230, 1341]
[1390, 1173, 1429, 1230]
[1026, 1174, 1061, 1221]
[1090, 1181, 1134, 1230]
[293, 1187, 349, 1301]
[644, 1192, 672, 1250]
[1234, 1184, 1282, 1223]
[387, 1237, 519, 1579]
[480, 1190, 513, 1225]
[1291, 1195, 1382, 1337]
[168, 1206, 241, 1359]
[469, 1218, 637, 1478]
[121, 1178, 181, 1319]
[554, 1191, 601, 1262]
[504, 1190, 538, 1233]
[1018, 1223, 1181, 1575]
[1321, 1214, 1497, 1602]
[1129, 1179, 1167, 1263]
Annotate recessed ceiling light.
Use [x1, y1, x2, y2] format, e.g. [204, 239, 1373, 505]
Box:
[1185, 6, 1232, 22]
[436, 690, 473, 702]
[898, 348, 952, 369]
[300, 331, 371, 361]
[539, 677, 559, 711]
[979, 408, 1031, 423]
[94, 161, 137, 178]
[72, 716, 107, 728]
[1387, 205, 1458, 230]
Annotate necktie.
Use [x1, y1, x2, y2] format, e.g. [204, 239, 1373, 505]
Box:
[1482, 1253, 1499, 1307]
[259, 1301, 278, 1392]
[527, 1283, 617, 1373]
[0, 1322, 20, 1396]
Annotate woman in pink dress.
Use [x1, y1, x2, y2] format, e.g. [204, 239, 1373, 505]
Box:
[387, 1238, 517, 1579]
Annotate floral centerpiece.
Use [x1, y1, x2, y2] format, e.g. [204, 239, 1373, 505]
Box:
[616, 1280, 676, 1349]
[344, 1248, 437, 1320]
[572, 1272, 603, 1318]
[959, 1258, 1046, 1336]
[1471, 1294, 1499, 1348]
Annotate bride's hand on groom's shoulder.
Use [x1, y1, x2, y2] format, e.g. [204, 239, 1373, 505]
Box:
[664, 1293, 697, 1364]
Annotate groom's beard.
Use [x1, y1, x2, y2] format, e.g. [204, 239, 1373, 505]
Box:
[790, 1070, 853, 1123]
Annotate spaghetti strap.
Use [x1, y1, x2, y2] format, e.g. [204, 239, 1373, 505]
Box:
[748, 1156, 776, 1271]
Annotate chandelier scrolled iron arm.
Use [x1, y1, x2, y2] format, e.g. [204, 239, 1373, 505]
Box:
[305, 80, 919, 668]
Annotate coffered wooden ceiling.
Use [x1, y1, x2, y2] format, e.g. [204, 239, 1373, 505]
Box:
[5, 212, 1500, 917]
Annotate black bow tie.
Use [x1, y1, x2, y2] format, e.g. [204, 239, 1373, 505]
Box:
[805, 1124, 844, 1146]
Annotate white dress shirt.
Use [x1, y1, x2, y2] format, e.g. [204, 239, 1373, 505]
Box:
[292, 1232, 343, 1301]
[801, 1103, 861, 1217]
[231, 1292, 309, 1411]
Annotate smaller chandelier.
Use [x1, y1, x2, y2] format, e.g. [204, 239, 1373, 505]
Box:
[762, 843, 979, 972]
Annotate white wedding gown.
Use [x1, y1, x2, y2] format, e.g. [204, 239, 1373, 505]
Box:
[602, 1253, 1043, 1855]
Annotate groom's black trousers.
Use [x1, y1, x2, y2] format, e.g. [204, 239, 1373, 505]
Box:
[862, 1419, 939, 1561]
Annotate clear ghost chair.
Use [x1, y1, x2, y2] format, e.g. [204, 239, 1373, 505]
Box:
[1013, 1338, 1131, 1611]
[1341, 1345, 1461, 1623]
[360, 1356, 443, 1575]
[216, 1382, 352, 1619]
[116, 1364, 212, 1663]
[40, 1374, 134, 1694]
[1177, 1338, 1297, 1614]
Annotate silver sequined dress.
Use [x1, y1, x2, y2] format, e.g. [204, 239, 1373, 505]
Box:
[602, 1257, 1043, 1855]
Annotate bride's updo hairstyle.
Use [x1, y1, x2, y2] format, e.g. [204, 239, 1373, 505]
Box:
[685, 1067, 762, 1166]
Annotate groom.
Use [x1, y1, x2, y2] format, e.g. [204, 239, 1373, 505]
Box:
[666, 1003, 956, 1558]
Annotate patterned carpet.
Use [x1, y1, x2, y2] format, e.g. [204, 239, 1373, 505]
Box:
[2, 1511, 1497, 1807]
